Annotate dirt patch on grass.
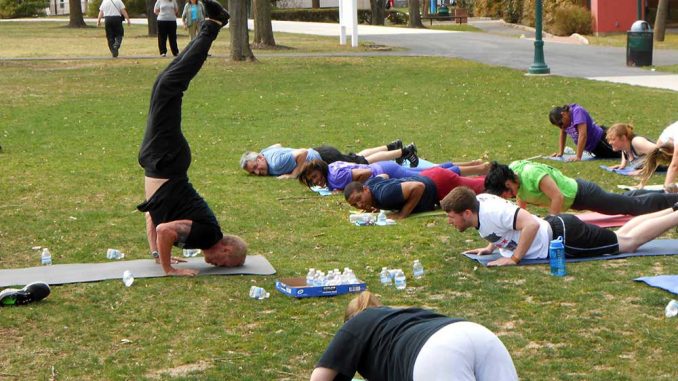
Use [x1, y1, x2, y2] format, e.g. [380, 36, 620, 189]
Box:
[146, 361, 211, 379]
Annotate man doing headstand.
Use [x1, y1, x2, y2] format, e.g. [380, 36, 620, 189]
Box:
[137, 1, 246, 277]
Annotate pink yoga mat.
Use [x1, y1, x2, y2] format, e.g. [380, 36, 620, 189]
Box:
[576, 212, 633, 228]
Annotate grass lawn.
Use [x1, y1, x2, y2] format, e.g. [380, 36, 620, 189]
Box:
[586, 32, 678, 50]
[1, 22, 678, 381]
[0, 20, 377, 58]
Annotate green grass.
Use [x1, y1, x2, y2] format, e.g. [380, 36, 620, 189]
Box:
[0, 21, 377, 58]
[586, 32, 678, 50]
[1, 23, 678, 380]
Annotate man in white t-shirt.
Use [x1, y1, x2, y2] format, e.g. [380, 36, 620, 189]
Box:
[97, 0, 131, 57]
[441, 187, 678, 267]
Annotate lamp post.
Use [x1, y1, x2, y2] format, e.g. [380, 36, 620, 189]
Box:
[527, 0, 550, 75]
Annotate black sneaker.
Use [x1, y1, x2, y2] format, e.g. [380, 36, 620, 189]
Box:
[0, 282, 50, 307]
[386, 139, 403, 151]
[203, 0, 230, 26]
[404, 143, 419, 167]
[112, 47, 119, 58]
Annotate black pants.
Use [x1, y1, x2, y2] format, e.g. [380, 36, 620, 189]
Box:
[590, 126, 621, 159]
[314, 145, 369, 165]
[572, 179, 678, 216]
[157, 20, 179, 56]
[545, 214, 619, 257]
[104, 16, 125, 54]
[138, 22, 220, 178]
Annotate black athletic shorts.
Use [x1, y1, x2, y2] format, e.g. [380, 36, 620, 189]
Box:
[314, 145, 369, 165]
[545, 214, 619, 258]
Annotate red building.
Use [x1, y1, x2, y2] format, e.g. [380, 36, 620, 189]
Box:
[589, 0, 677, 34]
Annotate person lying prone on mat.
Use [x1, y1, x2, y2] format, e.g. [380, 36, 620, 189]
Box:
[484, 160, 678, 216]
[548, 103, 620, 161]
[240, 140, 418, 179]
[343, 167, 485, 219]
[638, 120, 678, 193]
[298, 159, 489, 192]
[605, 123, 657, 175]
[136, 8, 247, 276]
[441, 186, 678, 267]
[309, 291, 519, 381]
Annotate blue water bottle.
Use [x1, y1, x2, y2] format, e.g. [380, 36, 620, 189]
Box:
[549, 236, 566, 277]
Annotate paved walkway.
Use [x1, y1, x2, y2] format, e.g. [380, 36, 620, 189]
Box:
[3, 17, 678, 91]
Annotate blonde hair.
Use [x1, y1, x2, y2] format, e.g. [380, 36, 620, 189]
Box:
[344, 291, 383, 321]
[606, 123, 635, 141]
[637, 148, 674, 187]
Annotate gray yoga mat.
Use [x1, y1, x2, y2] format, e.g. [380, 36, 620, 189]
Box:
[0, 255, 276, 287]
[463, 239, 678, 267]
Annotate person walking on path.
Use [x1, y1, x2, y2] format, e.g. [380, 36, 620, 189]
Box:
[136, 1, 241, 276]
[548, 104, 620, 161]
[182, 0, 205, 41]
[97, 0, 131, 58]
[154, 0, 180, 57]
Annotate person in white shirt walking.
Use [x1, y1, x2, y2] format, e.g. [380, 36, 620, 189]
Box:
[97, 0, 131, 57]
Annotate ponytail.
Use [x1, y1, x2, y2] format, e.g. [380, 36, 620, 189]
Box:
[549, 105, 570, 126]
[637, 148, 673, 188]
[344, 291, 382, 321]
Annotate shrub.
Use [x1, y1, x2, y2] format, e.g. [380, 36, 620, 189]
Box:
[550, 3, 592, 36]
[87, 0, 146, 17]
[271, 8, 372, 24]
[386, 9, 408, 24]
[0, 0, 47, 18]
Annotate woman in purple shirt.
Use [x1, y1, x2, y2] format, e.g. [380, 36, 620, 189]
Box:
[548, 104, 621, 161]
[298, 159, 488, 191]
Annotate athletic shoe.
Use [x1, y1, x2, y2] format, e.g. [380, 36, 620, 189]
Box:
[404, 143, 419, 167]
[386, 139, 403, 151]
[673, 201, 678, 211]
[0, 282, 50, 307]
[112, 47, 119, 58]
[203, 0, 230, 26]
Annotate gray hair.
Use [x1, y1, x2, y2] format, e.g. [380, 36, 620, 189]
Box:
[240, 151, 258, 169]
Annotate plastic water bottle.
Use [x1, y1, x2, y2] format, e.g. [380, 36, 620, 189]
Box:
[249, 286, 270, 300]
[377, 210, 387, 224]
[122, 270, 134, 287]
[106, 248, 125, 260]
[306, 268, 316, 285]
[380, 267, 392, 286]
[549, 236, 566, 277]
[412, 260, 424, 279]
[182, 249, 200, 258]
[41, 248, 52, 266]
[394, 269, 406, 290]
[665, 299, 678, 318]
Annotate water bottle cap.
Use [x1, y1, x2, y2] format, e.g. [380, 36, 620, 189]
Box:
[550, 236, 564, 248]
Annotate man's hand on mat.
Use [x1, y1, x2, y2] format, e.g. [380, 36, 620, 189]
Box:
[155, 256, 187, 265]
[487, 257, 517, 267]
[166, 268, 199, 276]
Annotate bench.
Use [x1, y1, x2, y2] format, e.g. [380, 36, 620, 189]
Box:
[421, 8, 468, 25]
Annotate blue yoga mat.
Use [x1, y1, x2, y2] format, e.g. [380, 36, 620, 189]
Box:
[599, 165, 638, 176]
[463, 239, 678, 267]
[634, 275, 678, 295]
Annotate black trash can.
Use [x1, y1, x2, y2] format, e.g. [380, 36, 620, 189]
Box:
[627, 20, 653, 67]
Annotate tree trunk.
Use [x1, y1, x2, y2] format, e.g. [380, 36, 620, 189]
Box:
[67, 0, 86, 27]
[253, 0, 276, 47]
[146, 0, 158, 36]
[229, 0, 256, 61]
[408, 0, 423, 27]
[654, 0, 669, 42]
[311, 0, 319, 8]
[370, 0, 386, 25]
